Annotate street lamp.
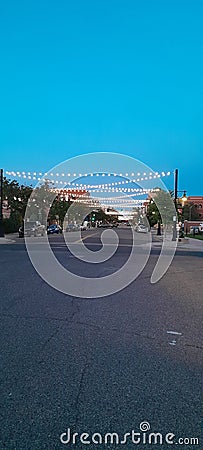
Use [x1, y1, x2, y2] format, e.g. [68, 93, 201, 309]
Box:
[172, 169, 187, 240]
[177, 191, 188, 238]
[179, 191, 187, 214]
[0, 168, 5, 237]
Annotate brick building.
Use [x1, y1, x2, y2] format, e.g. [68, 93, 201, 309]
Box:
[185, 196, 203, 220]
[55, 188, 89, 201]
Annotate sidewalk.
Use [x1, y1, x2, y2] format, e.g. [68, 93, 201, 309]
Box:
[177, 237, 203, 251]
[152, 231, 203, 252]
[0, 236, 16, 244]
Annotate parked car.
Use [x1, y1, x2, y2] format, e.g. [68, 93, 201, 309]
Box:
[199, 223, 203, 233]
[190, 226, 199, 235]
[81, 220, 90, 230]
[65, 223, 80, 232]
[47, 224, 62, 234]
[136, 223, 148, 233]
[98, 222, 113, 228]
[19, 221, 46, 238]
[80, 223, 88, 231]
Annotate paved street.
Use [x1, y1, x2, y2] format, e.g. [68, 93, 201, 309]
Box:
[0, 229, 202, 449]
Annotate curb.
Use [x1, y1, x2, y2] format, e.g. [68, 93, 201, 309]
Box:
[0, 238, 16, 244]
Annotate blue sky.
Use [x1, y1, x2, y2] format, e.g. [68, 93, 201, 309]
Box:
[0, 0, 203, 195]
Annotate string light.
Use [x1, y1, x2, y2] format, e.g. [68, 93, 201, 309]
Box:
[55, 187, 157, 195]
[5, 169, 171, 180]
[4, 168, 170, 210]
[5, 171, 171, 192]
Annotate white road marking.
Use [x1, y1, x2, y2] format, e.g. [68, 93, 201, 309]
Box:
[167, 331, 182, 335]
[169, 340, 177, 346]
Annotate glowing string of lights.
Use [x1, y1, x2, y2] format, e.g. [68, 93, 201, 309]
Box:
[5, 170, 171, 189]
[5, 170, 171, 178]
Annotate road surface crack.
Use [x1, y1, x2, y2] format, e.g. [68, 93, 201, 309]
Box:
[73, 361, 89, 427]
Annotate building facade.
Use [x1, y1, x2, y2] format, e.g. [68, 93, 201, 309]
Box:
[185, 196, 203, 221]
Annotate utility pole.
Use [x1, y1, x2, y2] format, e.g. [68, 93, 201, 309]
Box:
[0, 168, 5, 237]
[172, 168, 178, 241]
[174, 168, 178, 211]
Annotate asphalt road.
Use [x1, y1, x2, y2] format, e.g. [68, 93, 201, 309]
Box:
[0, 229, 202, 449]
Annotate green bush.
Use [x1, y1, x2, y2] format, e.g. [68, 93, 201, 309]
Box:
[3, 212, 22, 234]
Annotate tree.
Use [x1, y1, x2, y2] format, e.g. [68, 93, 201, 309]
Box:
[49, 197, 71, 225]
[3, 177, 32, 218]
[2, 177, 33, 232]
[146, 189, 176, 230]
[146, 200, 161, 227]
